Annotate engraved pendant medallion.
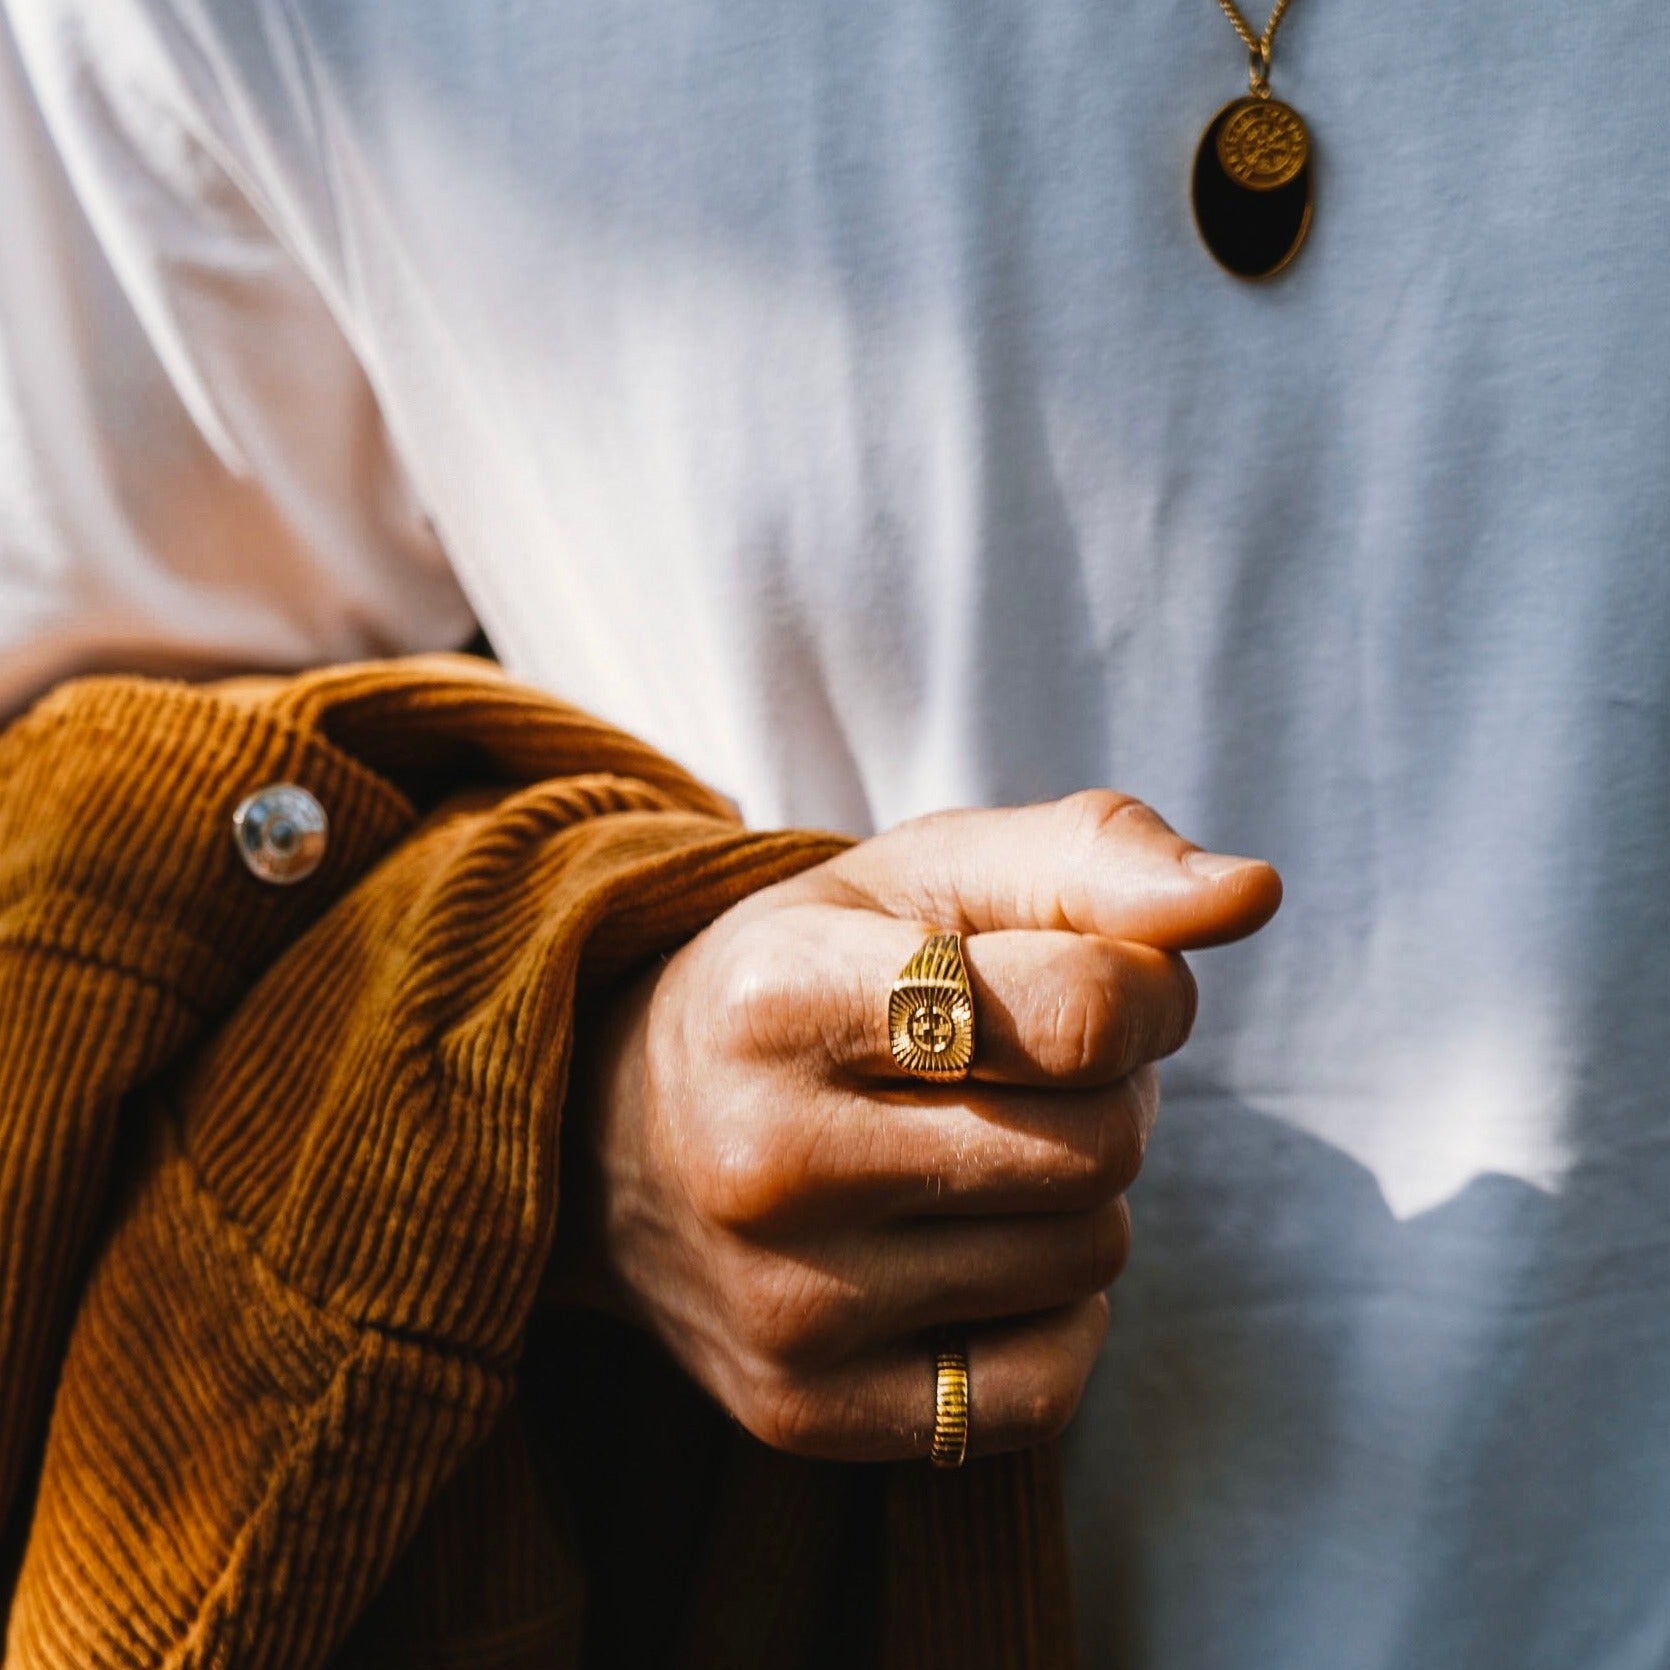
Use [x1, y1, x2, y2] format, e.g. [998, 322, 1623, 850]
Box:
[1192, 95, 1314, 279]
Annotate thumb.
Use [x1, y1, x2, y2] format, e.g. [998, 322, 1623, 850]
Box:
[823, 789, 1282, 950]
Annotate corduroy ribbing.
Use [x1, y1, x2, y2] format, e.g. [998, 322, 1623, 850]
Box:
[0, 676, 415, 1579]
[882, 1448, 1078, 1669]
[0, 656, 1080, 1669]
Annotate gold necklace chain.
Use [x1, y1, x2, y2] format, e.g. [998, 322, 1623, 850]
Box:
[1212, 0, 1295, 93]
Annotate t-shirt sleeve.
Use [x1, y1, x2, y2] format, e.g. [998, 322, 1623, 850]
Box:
[0, 0, 477, 720]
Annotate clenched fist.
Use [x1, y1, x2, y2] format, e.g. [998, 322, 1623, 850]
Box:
[560, 791, 1281, 1461]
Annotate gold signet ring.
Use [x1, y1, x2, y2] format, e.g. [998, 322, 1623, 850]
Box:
[889, 931, 975, 1081]
[930, 1341, 970, 1469]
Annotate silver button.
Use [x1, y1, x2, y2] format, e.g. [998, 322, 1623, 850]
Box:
[232, 784, 329, 884]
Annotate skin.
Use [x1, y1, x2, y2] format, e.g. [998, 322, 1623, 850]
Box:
[560, 789, 1282, 1463]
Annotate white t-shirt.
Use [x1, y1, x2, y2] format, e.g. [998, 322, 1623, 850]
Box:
[3, 2, 1669, 1665]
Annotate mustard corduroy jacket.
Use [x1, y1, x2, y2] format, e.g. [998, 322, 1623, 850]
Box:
[0, 657, 1076, 1669]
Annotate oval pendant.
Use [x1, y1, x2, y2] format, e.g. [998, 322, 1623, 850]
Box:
[1191, 96, 1314, 280]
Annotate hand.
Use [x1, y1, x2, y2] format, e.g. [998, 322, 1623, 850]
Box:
[563, 791, 1281, 1462]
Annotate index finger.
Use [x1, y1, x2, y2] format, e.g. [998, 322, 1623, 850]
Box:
[723, 908, 1198, 1088]
[822, 789, 1282, 951]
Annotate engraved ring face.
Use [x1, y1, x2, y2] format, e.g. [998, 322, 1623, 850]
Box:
[1216, 98, 1309, 190]
[908, 999, 958, 1057]
[889, 933, 976, 1080]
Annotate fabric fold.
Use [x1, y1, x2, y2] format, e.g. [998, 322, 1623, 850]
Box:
[0, 654, 1076, 1669]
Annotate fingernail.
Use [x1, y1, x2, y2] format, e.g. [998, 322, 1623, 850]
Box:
[1185, 850, 1263, 879]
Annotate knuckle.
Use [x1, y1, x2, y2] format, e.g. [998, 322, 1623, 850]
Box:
[1045, 974, 1131, 1081]
[1064, 787, 1152, 849]
[736, 1259, 799, 1351]
[700, 1122, 794, 1227]
[1088, 1289, 1112, 1342]
[1128, 1063, 1163, 1146]
[698, 1097, 849, 1233]
[1033, 1093, 1141, 1212]
[1086, 1197, 1133, 1293]
[857, 809, 960, 892]
[1139, 950, 1200, 1062]
[746, 1365, 875, 1460]
[1023, 1374, 1084, 1444]
[1019, 1307, 1107, 1442]
[1088, 1092, 1146, 1197]
[747, 1369, 828, 1456]
[896, 805, 960, 842]
[750, 1261, 852, 1363]
[708, 928, 807, 1059]
[1171, 955, 1201, 1053]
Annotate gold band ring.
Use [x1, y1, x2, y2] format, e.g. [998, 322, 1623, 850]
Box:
[889, 932, 975, 1081]
[930, 1341, 971, 1469]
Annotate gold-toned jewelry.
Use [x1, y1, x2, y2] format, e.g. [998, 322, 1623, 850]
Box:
[930, 1342, 971, 1469]
[1191, 0, 1315, 280]
[889, 932, 975, 1081]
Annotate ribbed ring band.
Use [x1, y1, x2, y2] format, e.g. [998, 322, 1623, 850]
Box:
[930, 1342, 970, 1469]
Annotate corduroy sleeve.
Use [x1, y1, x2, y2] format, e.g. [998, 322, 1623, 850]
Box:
[0, 655, 1080, 1670]
[0, 656, 850, 1667]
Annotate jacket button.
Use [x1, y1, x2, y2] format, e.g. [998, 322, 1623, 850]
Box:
[232, 784, 329, 884]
